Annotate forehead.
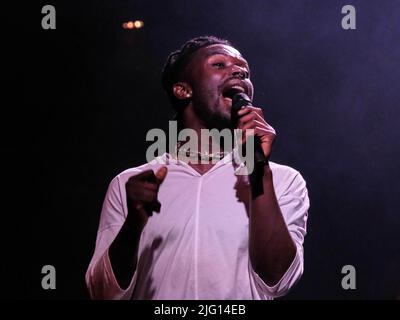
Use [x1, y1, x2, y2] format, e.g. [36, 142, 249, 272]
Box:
[194, 44, 247, 63]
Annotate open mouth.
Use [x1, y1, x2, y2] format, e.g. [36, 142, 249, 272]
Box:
[221, 85, 246, 109]
[222, 85, 246, 100]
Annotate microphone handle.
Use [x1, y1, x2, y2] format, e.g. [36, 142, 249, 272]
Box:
[231, 93, 266, 198]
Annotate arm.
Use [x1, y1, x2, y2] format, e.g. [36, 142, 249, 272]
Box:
[249, 164, 296, 286]
[237, 105, 308, 294]
[86, 167, 167, 299]
[108, 208, 145, 289]
[109, 167, 167, 288]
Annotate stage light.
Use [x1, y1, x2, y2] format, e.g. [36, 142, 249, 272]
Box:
[122, 20, 144, 30]
[134, 20, 144, 28]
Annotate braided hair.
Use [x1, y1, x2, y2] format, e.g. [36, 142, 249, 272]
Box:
[161, 36, 232, 111]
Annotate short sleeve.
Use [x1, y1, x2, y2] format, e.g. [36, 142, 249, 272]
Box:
[249, 171, 309, 298]
[85, 175, 137, 299]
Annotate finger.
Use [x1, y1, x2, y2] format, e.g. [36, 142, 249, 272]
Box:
[142, 181, 159, 192]
[245, 106, 263, 115]
[126, 185, 157, 203]
[126, 178, 159, 190]
[240, 125, 275, 143]
[244, 129, 275, 146]
[140, 189, 159, 203]
[241, 110, 267, 124]
[140, 170, 161, 184]
[128, 200, 152, 217]
[128, 170, 156, 182]
[252, 111, 267, 124]
[238, 112, 268, 129]
[237, 106, 252, 116]
[155, 166, 168, 184]
[238, 112, 257, 128]
[254, 126, 276, 137]
[133, 202, 146, 214]
[144, 199, 161, 214]
[241, 120, 275, 136]
[241, 119, 268, 131]
[238, 105, 263, 116]
[137, 205, 150, 218]
[126, 181, 158, 200]
[150, 200, 162, 213]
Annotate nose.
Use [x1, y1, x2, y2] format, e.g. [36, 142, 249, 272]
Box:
[231, 65, 247, 80]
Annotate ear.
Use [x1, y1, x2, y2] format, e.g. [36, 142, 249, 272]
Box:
[172, 82, 193, 100]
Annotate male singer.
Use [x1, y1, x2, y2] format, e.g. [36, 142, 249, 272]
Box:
[86, 36, 309, 299]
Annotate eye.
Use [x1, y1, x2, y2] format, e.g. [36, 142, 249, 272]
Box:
[212, 62, 225, 68]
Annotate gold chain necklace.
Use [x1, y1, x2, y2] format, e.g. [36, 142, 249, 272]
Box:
[173, 141, 228, 162]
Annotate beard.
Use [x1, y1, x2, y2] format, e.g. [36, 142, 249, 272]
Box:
[192, 94, 232, 131]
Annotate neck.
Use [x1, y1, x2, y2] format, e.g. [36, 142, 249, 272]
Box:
[180, 105, 223, 154]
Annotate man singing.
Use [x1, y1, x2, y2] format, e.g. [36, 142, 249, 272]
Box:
[85, 36, 309, 299]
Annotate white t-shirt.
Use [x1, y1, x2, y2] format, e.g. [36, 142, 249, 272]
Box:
[86, 153, 309, 299]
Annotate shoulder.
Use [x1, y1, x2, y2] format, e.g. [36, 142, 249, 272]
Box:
[113, 154, 168, 184]
[268, 161, 308, 197]
[269, 161, 302, 180]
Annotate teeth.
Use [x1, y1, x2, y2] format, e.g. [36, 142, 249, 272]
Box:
[226, 86, 244, 94]
[231, 85, 244, 91]
[222, 85, 245, 99]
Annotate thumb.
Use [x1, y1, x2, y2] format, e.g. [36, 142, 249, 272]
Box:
[155, 166, 168, 184]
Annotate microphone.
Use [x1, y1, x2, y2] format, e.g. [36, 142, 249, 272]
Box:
[231, 93, 266, 164]
[231, 92, 266, 198]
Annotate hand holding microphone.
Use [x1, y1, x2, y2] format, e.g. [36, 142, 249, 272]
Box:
[231, 93, 276, 198]
[231, 93, 276, 162]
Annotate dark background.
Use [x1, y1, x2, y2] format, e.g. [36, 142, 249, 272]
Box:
[5, 0, 399, 299]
